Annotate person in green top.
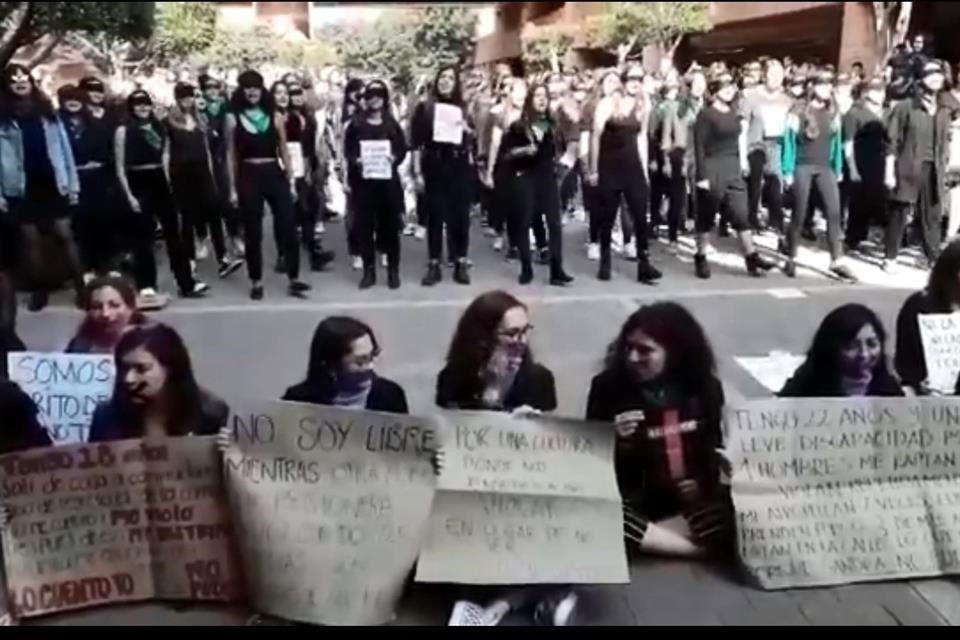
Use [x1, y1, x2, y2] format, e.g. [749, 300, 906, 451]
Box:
[780, 70, 854, 282]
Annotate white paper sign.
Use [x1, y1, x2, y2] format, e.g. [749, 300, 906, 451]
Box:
[7, 352, 115, 444]
[433, 103, 464, 145]
[285, 142, 305, 179]
[735, 353, 806, 394]
[918, 313, 960, 394]
[360, 140, 392, 180]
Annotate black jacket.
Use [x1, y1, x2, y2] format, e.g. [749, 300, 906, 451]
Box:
[88, 388, 229, 442]
[435, 360, 557, 412]
[0, 380, 53, 454]
[779, 362, 905, 398]
[282, 376, 409, 414]
[887, 95, 952, 204]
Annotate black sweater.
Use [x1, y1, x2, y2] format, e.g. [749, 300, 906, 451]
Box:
[435, 360, 557, 412]
[895, 290, 940, 392]
[283, 376, 409, 415]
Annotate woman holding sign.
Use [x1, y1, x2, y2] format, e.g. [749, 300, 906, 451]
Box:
[411, 65, 474, 287]
[283, 316, 408, 413]
[66, 276, 146, 355]
[88, 324, 228, 441]
[896, 241, 960, 395]
[780, 304, 903, 398]
[344, 80, 408, 290]
[586, 302, 734, 558]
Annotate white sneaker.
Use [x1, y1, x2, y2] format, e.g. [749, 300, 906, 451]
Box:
[623, 243, 637, 261]
[198, 240, 211, 261]
[493, 237, 504, 252]
[414, 226, 426, 241]
[573, 206, 587, 223]
[380, 254, 388, 268]
[314, 221, 325, 236]
[352, 256, 363, 271]
[587, 243, 600, 261]
[529, 230, 537, 247]
[82, 272, 96, 285]
[611, 231, 624, 253]
[137, 288, 168, 311]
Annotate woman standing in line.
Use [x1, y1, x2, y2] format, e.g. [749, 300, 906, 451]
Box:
[691, 70, 775, 280]
[340, 78, 366, 271]
[166, 82, 243, 281]
[781, 304, 903, 398]
[781, 71, 854, 281]
[496, 84, 574, 286]
[115, 90, 208, 309]
[412, 65, 474, 287]
[58, 84, 122, 281]
[587, 69, 661, 284]
[586, 302, 734, 558]
[271, 80, 335, 274]
[485, 77, 529, 262]
[0, 64, 86, 312]
[225, 70, 312, 301]
[343, 80, 408, 290]
[282, 316, 408, 413]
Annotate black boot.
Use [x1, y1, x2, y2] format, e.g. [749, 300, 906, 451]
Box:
[598, 245, 612, 281]
[694, 253, 711, 279]
[274, 255, 286, 274]
[745, 252, 775, 277]
[636, 256, 662, 284]
[359, 265, 376, 290]
[549, 259, 574, 287]
[387, 264, 401, 290]
[453, 260, 471, 286]
[421, 261, 442, 287]
[310, 248, 336, 272]
[519, 261, 534, 285]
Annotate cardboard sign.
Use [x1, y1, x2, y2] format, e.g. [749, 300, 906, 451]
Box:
[433, 103, 464, 145]
[223, 403, 437, 626]
[415, 411, 629, 585]
[918, 313, 960, 394]
[728, 397, 960, 589]
[735, 353, 805, 394]
[360, 140, 392, 180]
[0, 437, 240, 618]
[7, 353, 115, 445]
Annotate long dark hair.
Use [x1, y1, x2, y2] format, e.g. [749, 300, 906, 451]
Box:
[928, 238, 960, 311]
[111, 324, 203, 438]
[604, 302, 717, 396]
[342, 77, 365, 124]
[301, 316, 380, 386]
[229, 70, 275, 115]
[72, 276, 147, 347]
[431, 65, 464, 107]
[521, 83, 552, 125]
[444, 291, 530, 403]
[789, 304, 896, 396]
[0, 64, 56, 122]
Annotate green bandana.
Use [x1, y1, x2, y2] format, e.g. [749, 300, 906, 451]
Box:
[205, 98, 225, 118]
[532, 115, 550, 138]
[241, 107, 270, 134]
[139, 122, 163, 151]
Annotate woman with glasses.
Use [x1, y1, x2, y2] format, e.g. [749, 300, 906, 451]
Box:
[283, 316, 408, 413]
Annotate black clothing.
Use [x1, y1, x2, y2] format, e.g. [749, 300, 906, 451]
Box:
[88, 388, 229, 442]
[597, 112, 650, 264]
[0, 380, 52, 455]
[887, 162, 941, 262]
[895, 290, 941, 392]
[125, 121, 165, 166]
[779, 362, 905, 398]
[789, 165, 842, 260]
[795, 108, 834, 168]
[694, 106, 749, 234]
[167, 123, 208, 166]
[235, 115, 280, 161]
[693, 106, 740, 179]
[887, 96, 951, 205]
[238, 162, 300, 282]
[282, 376, 409, 414]
[435, 360, 558, 412]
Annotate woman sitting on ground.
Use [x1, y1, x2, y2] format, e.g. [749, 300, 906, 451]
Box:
[66, 276, 147, 354]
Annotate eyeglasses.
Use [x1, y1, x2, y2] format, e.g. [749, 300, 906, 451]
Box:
[344, 349, 381, 368]
[497, 325, 534, 341]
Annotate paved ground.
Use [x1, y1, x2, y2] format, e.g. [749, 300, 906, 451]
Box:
[14, 215, 960, 626]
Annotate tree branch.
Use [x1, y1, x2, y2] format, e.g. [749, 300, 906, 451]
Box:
[25, 34, 65, 70]
[0, 1, 32, 66]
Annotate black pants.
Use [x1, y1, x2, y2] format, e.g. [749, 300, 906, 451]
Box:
[695, 161, 750, 234]
[747, 146, 785, 232]
[353, 179, 402, 267]
[597, 173, 649, 265]
[237, 162, 300, 282]
[424, 167, 471, 262]
[845, 175, 886, 249]
[170, 162, 228, 264]
[559, 161, 579, 213]
[211, 154, 241, 239]
[19, 215, 84, 294]
[507, 169, 563, 269]
[292, 176, 320, 260]
[888, 162, 941, 262]
[584, 182, 600, 244]
[664, 149, 687, 242]
[75, 167, 123, 274]
[789, 164, 842, 260]
[127, 169, 195, 292]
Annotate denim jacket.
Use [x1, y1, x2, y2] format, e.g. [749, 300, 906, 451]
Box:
[0, 116, 80, 200]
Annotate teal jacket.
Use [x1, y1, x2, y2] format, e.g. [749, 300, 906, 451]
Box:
[780, 114, 843, 179]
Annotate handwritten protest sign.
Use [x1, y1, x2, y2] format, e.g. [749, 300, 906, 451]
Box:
[223, 402, 437, 626]
[360, 140, 392, 180]
[918, 313, 960, 394]
[0, 437, 239, 618]
[728, 397, 960, 589]
[7, 352, 115, 445]
[735, 352, 805, 394]
[415, 411, 628, 585]
[433, 103, 464, 145]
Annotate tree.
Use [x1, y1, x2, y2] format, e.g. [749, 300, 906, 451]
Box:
[150, 1, 217, 67]
[523, 23, 576, 74]
[0, 1, 154, 67]
[586, 2, 710, 66]
[410, 5, 477, 70]
[872, 2, 913, 70]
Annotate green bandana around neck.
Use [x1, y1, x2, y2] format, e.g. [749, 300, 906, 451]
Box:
[139, 122, 163, 151]
[205, 98, 225, 118]
[242, 107, 270, 134]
